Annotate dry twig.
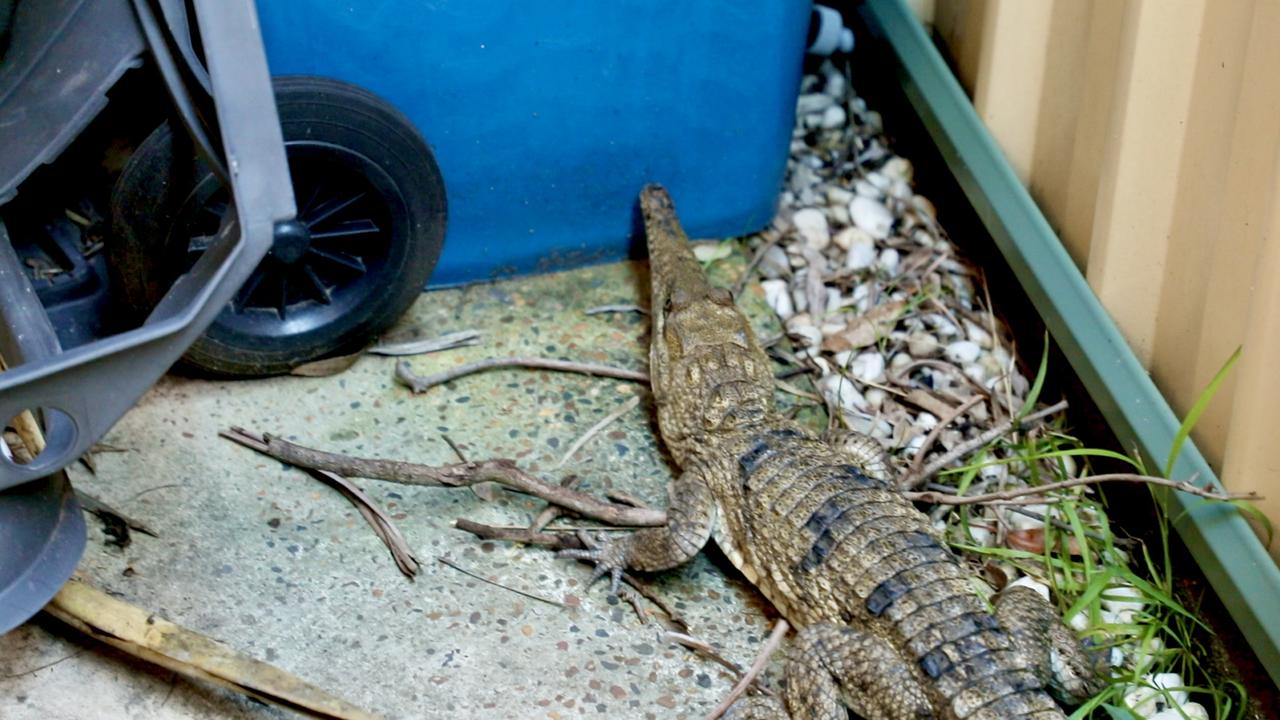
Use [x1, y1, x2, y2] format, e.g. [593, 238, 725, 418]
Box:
[221, 427, 665, 527]
[223, 428, 420, 577]
[555, 396, 641, 469]
[703, 619, 791, 720]
[903, 395, 984, 483]
[664, 632, 748, 680]
[898, 400, 1069, 490]
[395, 358, 648, 393]
[904, 473, 1257, 506]
[585, 304, 647, 315]
[437, 557, 563, 607]
[454, 519, 687, 628]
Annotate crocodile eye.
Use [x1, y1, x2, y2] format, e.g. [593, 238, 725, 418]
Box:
[710, 287, 733, 305]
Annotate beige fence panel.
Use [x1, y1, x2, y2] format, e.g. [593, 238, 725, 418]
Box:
[928, 0, 1280, 559]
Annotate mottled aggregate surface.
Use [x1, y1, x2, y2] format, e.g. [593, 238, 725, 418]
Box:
[0, 258, 804, 719]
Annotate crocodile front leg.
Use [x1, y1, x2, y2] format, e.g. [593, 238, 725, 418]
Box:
[559, 465, 718, 593]
[726, 624, 933, 720]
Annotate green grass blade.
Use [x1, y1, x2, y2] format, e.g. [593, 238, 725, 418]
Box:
[1017, 333, 1050, 419]
[1163, 346, 1241, 478]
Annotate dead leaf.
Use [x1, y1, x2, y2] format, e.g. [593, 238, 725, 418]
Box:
[821, 300, 906, 352]
[290, 352, 364, 377]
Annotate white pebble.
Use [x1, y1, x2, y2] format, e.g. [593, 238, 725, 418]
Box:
[978, 463, 1007, 482]
[825, 186, 854, 206]
[923, 313, 959, 337]
[1005, 505, 1046, 531]
[849, 196, 894, 239]
[962, 363, 988, 385]
[1132, 636, 1165, 672]
[915, 412, 938, 431]
[790, 283, 809, 314]
[760, 279, 794, 319]
[843, 230, 878, 270]
[905, 434, 926, 454]
[831, 227, 859, 251]
[877, 248, 900, 275]
[853, 179, 882, 199]
[881, 156, 913, 183]
[850, 352, 886, 383]
[866, 172, 891, 191]
[864, 388, 886, 409]
[789, 324, 823, 349]
[889, 179, 913, 201]
[907, 332, 942, 358]
[819, 105, 847, 130]
[820, 320, 847, 336]
[825, 288, 842, 316]
[963, 320, 993, 348]
[1067, 609, 1091, 632]
[792, 208, 831, 251]
[819, 375, 868, 413]
[967, 525, 993, 547]
[1125, 673, 1188, 717]
[1011, 371, 1030, 397]
[796, 93, 834, 114]
[822, 71, 847, 99]
[759, 245, 791, 279]
[1007, 576, 1051, 603]
[889, 352, 913, 370]
[1102, 583, 1145, 623]
[945, 340, 981, 364]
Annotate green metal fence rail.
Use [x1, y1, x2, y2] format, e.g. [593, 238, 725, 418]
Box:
[858, 0, 1280, 686]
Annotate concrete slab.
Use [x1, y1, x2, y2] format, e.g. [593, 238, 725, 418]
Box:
[0, 257, 815, 719]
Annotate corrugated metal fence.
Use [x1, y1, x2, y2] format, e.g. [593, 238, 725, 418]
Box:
[913, 0, 1280, 559]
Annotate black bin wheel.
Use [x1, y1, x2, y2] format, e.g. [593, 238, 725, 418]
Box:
[109, 75, 447, 376]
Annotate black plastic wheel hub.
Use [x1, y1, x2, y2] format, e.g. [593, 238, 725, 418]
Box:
[270, 218, 311, 265]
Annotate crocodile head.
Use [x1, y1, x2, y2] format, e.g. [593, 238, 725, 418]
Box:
[640, 185, 775, 457]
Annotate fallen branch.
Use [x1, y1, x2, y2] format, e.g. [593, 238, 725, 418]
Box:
[904, 395, 984, 483]
[703, 619, 790, 720]
[44, 579, 381, 720]
[898, 400, 1069, 490]
[395, 357, 648, 393]
[903, 473, 1257, 506]
[221, 428, 665, 527]
[454, 518, 582, 550]
[454, 518, 686, 629]
[369, 329, 482, 356]
[224, 428, 419, 578]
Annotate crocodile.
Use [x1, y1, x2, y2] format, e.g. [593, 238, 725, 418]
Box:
[561, 185, 1103, 719]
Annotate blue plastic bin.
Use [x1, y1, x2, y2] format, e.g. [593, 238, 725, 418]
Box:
[257, 1, 810, 285]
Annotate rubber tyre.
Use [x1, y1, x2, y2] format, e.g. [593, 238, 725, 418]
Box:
[109, 75, 446, 376]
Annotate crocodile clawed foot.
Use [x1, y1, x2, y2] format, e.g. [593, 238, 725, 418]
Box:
[557, 530, 629, 596]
